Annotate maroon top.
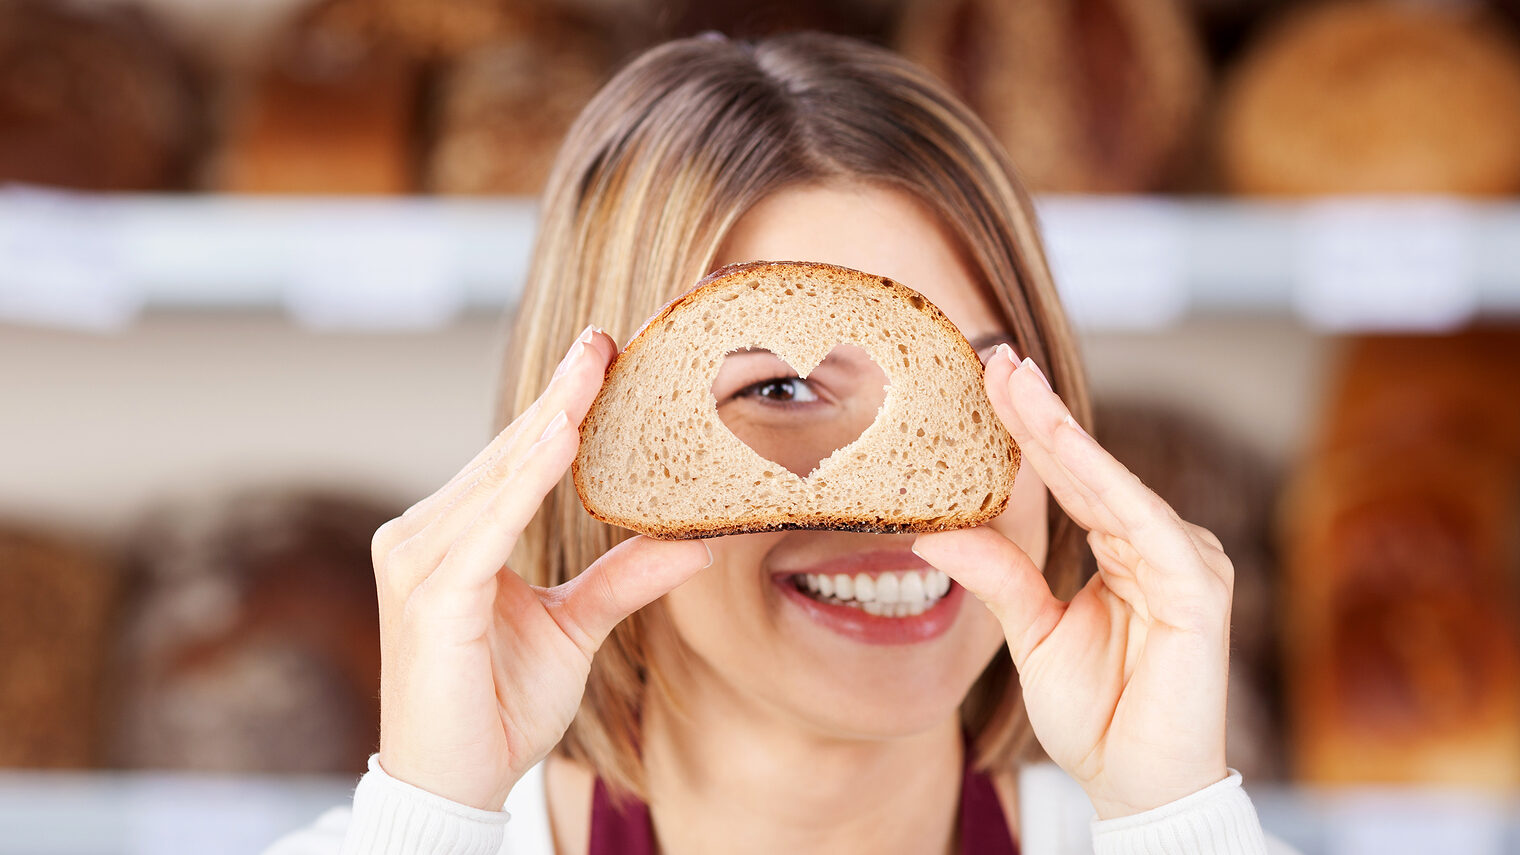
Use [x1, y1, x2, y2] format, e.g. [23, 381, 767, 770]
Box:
[587, 733, 1019, 854]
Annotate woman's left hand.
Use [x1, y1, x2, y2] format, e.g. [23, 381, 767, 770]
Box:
[911, 344, 1232, 820]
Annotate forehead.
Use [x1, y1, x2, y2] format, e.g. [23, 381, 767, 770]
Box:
[711, 182, 1003, 338]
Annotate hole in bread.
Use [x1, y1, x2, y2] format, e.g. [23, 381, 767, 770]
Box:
[711, 342, 889, 478]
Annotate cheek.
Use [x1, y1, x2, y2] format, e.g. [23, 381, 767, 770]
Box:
[987, 463, 1050, 568]
[658, 534, 778, 651]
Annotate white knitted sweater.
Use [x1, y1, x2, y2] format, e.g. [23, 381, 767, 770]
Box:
[264, 756, 1296, 855]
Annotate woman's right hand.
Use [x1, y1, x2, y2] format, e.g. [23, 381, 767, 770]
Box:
[370, 325, 713, 811]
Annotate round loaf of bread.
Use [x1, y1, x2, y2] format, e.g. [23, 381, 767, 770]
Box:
[895, 0, 1208, 193]
[1216, 0, 1520, 195]
[573, 261, 1019, 540]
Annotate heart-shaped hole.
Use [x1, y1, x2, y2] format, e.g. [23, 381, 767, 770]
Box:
[711, 343, 890, 478]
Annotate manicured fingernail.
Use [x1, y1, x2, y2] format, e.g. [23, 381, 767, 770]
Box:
[1063, 414, 1090, 439]
[1021, 357, 1052, 391]
[577, 324, 598, 344]
[700, 541, 714, 568]
[993, 342, 1019, 367]
[552, 341, 586, 380]
[538, 410, 568, 441]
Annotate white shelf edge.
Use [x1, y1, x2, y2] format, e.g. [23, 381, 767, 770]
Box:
[1, 187, 1517, 332]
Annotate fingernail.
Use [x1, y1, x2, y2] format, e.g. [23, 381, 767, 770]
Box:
[1021, 357, 1052, 392]
[552, 341, 586, 380]
[538, 410, 569, 441]
[577, 324, 597, 345]
[699, 541, 714, 568]
[993, 342, 1019, 367]
[1063, 414, 1090, 439]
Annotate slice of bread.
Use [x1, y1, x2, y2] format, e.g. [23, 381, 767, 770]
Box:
[572, 260, 1019, 539]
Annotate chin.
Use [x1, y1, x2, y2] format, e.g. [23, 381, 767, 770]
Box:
[772, 620, 1006, 742]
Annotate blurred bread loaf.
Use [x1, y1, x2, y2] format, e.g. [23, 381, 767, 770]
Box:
[0, 0, 202, 191]
[0, 524, 119, 767]
[895, 0, 1208, 192]
[111, 490, 395, 773]
[215, 0, 424, 193]
[1216, 0, 1520, 195]
[1282, 333, 1520, 787]
[218, 0, 624, 195]
[425, 7, 619, 195]
[573, 261, 1019, 540]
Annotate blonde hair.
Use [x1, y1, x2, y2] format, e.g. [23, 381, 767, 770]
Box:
[496, 32, 1093, 800]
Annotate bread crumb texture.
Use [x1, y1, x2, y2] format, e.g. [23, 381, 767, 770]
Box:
[572, 261, 1019, 539]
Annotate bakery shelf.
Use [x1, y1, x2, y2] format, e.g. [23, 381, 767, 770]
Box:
[1, 186, 1518, 332]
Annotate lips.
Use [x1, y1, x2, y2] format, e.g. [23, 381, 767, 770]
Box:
[774, 549, 936, 579]
[770, 549, 964, 645]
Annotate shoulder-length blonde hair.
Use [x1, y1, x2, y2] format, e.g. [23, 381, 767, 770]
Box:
[496, 31, 1092, 800]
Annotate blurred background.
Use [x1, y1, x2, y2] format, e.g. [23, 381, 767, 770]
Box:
[0, 0, 1518, 852]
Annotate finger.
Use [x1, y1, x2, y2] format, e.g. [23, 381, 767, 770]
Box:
[425, 404, 587, 596]
[1086, 530, 1150, 622]
[548, 535, 713, 656]
[911, 525, 1064, 666]
[378, 331, 613, 595]
[382, 326, 612, 549]
[1049, 420, 1221, 593]
[439, 326, 615, 494]
[983, 346, 1123, 536]
[1182, 522, 1234, 588]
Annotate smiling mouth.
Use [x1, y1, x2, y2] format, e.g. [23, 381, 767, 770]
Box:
[786, 569, 952, 617]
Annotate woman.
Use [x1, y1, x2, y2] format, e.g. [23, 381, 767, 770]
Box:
[270, 33, 1284, 854]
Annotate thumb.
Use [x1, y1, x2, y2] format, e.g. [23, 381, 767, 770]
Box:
[912, 526, 1063, 664]
[556, 535, 712, 653]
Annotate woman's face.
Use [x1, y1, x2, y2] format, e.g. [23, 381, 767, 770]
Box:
[651, 182, 1050, 740]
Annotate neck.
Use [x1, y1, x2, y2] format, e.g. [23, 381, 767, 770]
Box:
[640, 667, 963, 855]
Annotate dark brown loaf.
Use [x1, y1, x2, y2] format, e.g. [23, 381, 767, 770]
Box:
[573, 261, 1019, 540]
[0, 0, 202, 191]
[0, 524, 119, 767]
[895, 0, 1208, 193]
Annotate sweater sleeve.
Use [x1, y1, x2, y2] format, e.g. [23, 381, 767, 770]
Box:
[257, 755, 514, 855]
[336, 755, 511, 855]
[1089, 770, 1271, 855]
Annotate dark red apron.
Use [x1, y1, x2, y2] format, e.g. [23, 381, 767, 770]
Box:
[587, 733, 1019, 854]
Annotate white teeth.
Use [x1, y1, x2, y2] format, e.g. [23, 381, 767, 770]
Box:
[854, 573, 875, 602]
[833, 573, 853, 600]
[900, 571, 925, 605]
[791, 569, 952, 618]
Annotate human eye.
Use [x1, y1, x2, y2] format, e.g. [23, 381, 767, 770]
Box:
[732, 375, 820, 405]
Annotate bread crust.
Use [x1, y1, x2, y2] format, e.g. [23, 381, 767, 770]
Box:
[572, 260, 1019, 540]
